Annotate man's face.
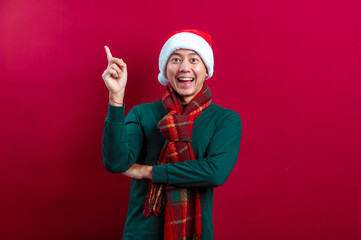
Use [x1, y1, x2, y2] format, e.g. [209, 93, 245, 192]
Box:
[166, 49, 208, 104]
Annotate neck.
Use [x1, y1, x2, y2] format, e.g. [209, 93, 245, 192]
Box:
[181, 96, 192, 104]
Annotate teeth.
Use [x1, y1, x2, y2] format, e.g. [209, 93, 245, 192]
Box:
[178, 77, 194, 81]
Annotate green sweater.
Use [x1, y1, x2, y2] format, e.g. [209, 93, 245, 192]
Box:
[102, 100, 242, 240]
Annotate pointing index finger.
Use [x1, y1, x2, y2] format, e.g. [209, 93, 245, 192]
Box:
[104, 46, 112, 62]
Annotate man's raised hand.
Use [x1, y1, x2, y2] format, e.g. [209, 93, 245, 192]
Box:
[102, 46, 127, 106]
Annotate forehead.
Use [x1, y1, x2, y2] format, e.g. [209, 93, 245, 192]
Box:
[170, 49, 200, 56]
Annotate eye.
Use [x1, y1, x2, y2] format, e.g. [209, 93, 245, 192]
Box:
[171, 57, 181, 63]
[190, 58, 199, 63]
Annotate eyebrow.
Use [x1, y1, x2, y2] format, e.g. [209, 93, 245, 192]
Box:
[170, 52, 200, 57]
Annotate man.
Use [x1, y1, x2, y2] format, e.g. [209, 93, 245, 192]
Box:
[102, 29, 242, 240]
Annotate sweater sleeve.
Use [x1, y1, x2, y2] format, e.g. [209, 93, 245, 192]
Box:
[102, 104, 144, 173]
[152, 110, 242, 188]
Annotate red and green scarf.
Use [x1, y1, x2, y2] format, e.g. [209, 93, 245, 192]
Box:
[144, 83, 212, 240]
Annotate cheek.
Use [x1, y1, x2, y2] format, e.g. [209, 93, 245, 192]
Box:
[195, 66, 207, 79]
[166, 65, 177, 79]
[166, 66, 178, 89]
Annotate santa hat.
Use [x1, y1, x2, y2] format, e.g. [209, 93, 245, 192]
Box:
[158, 29, 214, 86]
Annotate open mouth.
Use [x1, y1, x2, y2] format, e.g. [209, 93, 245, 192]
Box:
[177, 77, 195, 83]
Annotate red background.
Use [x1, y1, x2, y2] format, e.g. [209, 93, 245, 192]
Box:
[1, 0, 360, 239]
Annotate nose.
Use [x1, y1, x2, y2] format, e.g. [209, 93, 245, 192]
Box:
[179, 60, 191, 72]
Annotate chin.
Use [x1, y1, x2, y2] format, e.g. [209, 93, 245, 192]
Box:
[176, 88, 195, 97]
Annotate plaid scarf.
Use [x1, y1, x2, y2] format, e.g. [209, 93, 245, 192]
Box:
[144, 83, 212, 240]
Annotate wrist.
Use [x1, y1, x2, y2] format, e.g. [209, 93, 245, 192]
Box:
[145, 166, 153, 180]
[109, 91, 124, 107]
[109, 96, 123, 106]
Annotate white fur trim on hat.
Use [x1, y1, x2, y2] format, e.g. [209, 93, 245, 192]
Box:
[158, 32, 214, 86]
